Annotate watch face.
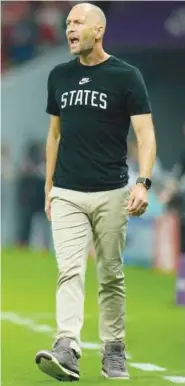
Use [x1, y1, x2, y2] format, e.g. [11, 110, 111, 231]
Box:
[137, 178, 152, 189]
[145, 178, 152, 189]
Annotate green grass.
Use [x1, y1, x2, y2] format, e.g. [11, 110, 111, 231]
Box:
[1, 248, 185, 386]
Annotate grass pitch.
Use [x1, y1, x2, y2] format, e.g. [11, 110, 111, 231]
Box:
[1, 248, 185, 385]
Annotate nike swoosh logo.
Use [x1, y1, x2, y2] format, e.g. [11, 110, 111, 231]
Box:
[79, 80, 91, 85]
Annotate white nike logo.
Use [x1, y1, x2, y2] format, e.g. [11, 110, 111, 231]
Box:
[79, 77, 91, 85]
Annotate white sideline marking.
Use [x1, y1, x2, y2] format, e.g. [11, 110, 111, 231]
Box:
[164, 377, 185, 384]
[125, 353, 132, 360]
[1, 311, 132, 358]
[1, 312, 54, 333]
[81, 342, 100, 350]
[4, 311, 185, 385]
[129, 362, 167, 372]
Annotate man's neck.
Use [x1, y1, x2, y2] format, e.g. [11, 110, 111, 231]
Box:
[79, 48, 110, 66]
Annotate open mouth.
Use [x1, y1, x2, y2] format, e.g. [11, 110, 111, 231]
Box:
[69, 38, 79, 46]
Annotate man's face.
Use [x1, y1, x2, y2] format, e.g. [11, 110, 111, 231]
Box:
[66, 7, 98, 55]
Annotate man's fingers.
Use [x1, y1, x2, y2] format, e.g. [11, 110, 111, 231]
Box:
[46, 211, 51, 221]
[45, 202, 51, 221]
[127, 195, 136, 210]
[130, 207, 147, 217]
[128, 198, 143, 212]
[46, 210, 51, 221]
[127, 185, 148, 216]
[128, 200, 148, 215]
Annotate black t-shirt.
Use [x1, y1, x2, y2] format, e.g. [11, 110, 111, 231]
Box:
[46, 56, 151, 192]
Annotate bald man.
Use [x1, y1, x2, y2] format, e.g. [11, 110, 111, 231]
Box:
[35, 2, 156, 382]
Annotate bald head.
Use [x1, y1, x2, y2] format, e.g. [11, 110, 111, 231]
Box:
[66, 2, 106, 55]
[73, 3, 106, 27]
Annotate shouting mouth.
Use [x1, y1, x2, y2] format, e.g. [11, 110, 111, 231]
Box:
[69, 38, 79, 48]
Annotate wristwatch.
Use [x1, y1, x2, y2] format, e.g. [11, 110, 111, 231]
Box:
[136, 177, 152, 190]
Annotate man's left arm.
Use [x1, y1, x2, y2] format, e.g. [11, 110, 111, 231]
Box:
[127, 114, 156, 216]
[125, 68, 156, 216]
[131, 113, 156, 179]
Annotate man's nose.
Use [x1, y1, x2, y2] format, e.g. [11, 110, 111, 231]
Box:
[67, 24, 76, 33]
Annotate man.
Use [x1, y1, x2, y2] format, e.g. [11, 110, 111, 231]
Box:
[35, 3, 156, 382]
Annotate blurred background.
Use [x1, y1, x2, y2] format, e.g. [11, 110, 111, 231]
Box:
[1, 0, 185, 274]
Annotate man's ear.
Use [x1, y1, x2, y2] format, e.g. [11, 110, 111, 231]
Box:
[96, 25, 105, 40]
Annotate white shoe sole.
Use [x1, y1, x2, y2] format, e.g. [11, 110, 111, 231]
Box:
[35, 351, 80, 382]
[102, 370, 130, 380]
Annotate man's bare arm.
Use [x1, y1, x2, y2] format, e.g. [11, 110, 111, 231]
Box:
[127, 113, 156, 216]
[45, 115, 61, 195]
[131, 113, 156, 179]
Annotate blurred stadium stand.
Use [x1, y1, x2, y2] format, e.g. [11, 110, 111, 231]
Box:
[1, 1, 70, 71]
[1, 1, 185, 275]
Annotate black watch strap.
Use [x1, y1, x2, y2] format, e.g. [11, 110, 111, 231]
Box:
[136, 177, 152, 190]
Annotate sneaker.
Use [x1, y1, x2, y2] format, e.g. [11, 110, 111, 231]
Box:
[102, 341, 129, 379]
[35, 338, 80, 382]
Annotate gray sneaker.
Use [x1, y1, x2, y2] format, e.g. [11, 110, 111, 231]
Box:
[102, 341, 129, 379]
[35, 338, 80, 382]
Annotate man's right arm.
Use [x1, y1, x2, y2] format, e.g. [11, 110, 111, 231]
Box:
[45, 115, 61, 197]
[45, 68, 61, 220]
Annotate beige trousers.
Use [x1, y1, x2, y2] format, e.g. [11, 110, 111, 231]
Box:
[49, 186, 129, 356]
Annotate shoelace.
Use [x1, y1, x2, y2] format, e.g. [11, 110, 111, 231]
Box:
[52, 343, 78, 362]
[106, 354, 125, 371]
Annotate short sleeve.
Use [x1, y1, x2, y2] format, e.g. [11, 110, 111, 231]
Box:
[46, 70, 60, 116]
[125, 67, 151, 116]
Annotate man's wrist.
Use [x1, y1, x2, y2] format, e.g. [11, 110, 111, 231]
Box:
[136, 183, 148, 191]
[136, 177, 152, 190]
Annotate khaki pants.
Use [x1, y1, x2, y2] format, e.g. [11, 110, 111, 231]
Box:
[49, 186, 129, 356]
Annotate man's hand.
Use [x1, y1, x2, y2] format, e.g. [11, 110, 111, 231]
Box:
[45, 195, 51, 221]
[45, 184, 52, 221]
[127, 184, 148, 217]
